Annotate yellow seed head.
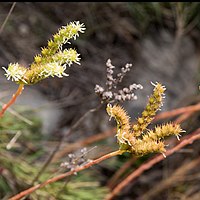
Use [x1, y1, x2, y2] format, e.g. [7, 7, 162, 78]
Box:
[106, 104, 131, 147]
[132, 82, 165, 137]
[132, 139, 166, 156]
[34, 55, 42, 64]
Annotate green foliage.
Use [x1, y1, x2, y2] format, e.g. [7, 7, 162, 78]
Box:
[126, 2, 200, 33]
[127, 2, 164, 32]
[0, 109, 108, 199]
[42, 174, 108, 200]
[0, 110, 41, 133]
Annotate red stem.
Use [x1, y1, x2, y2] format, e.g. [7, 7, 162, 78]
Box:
[8, 150, 125, 200]
[154, 103, 200, 121]
[0, 84, 24, 118]
[105, 128, 200, 200]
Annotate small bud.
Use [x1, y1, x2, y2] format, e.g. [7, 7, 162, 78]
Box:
[34, 55, 42, 63]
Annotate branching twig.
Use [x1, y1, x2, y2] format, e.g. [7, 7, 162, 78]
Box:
[107, 103, 199, 189]
[9, 150, 125, 200]
[53, 102, 200, 161]
[140, 156, 200, 200]
[31, 104, 102, 184]
[105, 128, 200, 200]
[107, 156, 136, 189]
[52, 126, 116, 162]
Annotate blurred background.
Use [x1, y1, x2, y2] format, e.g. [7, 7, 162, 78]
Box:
[0, 2, 200, 200]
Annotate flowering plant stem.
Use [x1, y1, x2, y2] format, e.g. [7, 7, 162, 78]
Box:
[105, 128, 200, 200]
[8, 149, 125, 200]
[0, 84, 24, 118]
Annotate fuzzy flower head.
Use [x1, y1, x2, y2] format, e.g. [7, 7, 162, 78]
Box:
[66, 21, 86, 40]
[39, 62, 69, 78]
[3, 21, 85, 85]
[2, 63, 27, 84]
[106, 83, 184, 157]
[52, 49, 81, 66]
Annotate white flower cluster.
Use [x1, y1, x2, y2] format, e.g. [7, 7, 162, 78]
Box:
[70, 21, 86, 40]
[39, 62, 69, 78]
[59, 21, 86, 44]
[53, 48, 81, 66]
[3, 63, 27, 83]
[2, 21, 85, 85]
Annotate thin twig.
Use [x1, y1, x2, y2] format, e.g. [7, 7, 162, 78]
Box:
[0, 101, 33, 125]
[0, 2, 16, 35]
[105, 128, 200, 200]
[174, 112, 194, 124]
[0, 84, 24, 118]
[9, 150, 125, 200]
[31, 104, 102, 184]
[107, 156, 136, 189]
[140, 156, 200, 200]
[154, 103, 200, 121]
[175, 2, 185, 40]
[52, 126, 116, 162]
[107, 105, 198, 189]
[53, 103, 200, 161]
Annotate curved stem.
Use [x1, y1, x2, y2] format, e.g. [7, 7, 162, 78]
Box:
[0, 84, 24, 118]
[9, 149, 125, 200]
[105, 129, 200, 200]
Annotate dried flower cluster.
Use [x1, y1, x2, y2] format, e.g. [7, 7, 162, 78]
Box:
[95, 59, 143, 103]
[60, 148, 91, 171]
[106, 82, 184, 156]
[3, 21, 85, 85]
